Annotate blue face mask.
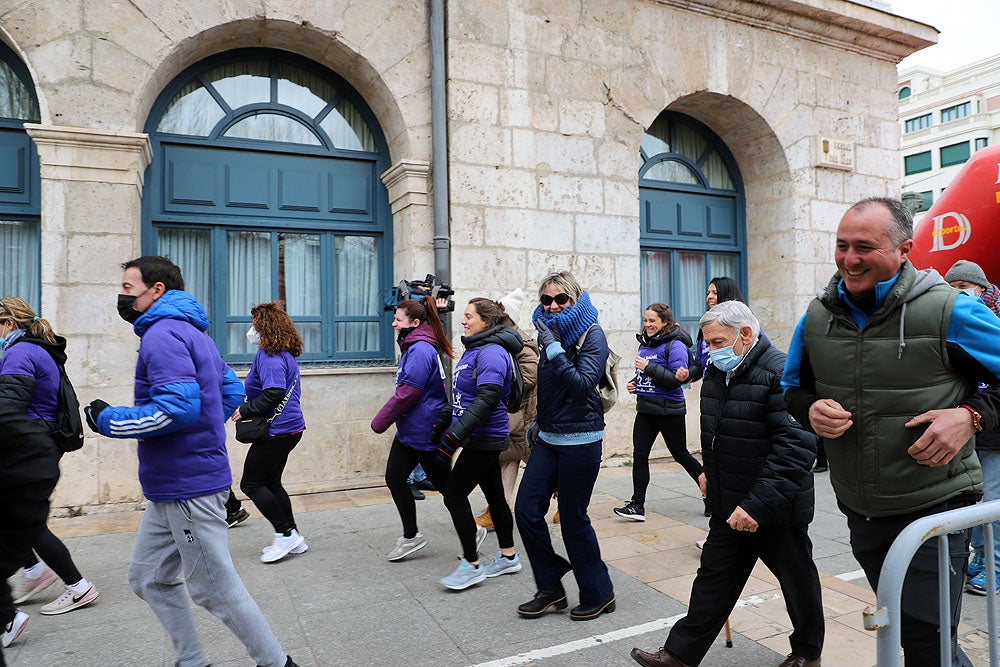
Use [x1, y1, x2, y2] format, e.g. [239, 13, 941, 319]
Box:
[709, 339, 747, 372]
[0, 326, 24, 353]
[962, 287, 979, 297]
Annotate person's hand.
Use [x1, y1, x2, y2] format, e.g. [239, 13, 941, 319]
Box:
[634, 356, 648, 371]
[808, 398, 853, 439]
[698, 472, 707, 496]
[727, 506, 758, 533]
[526, 422, 539, 449]
[436, 431, 460, 467]
[231, 408, 242, 421]
[675, 367, 690, 382]
[85, 399, 110, 433]
[535, 320, 557, 349]
[906, 408, 977, 467]
[626, 380, 637, 395]
[435, 297, 449, 310]
[431, 406, 452, 444]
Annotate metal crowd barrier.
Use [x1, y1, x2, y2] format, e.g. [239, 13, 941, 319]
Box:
[863, 499, 1000, 667]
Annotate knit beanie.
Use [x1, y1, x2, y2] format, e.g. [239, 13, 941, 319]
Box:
[499, 288, 524, 327]
[944, 260, 990, 289]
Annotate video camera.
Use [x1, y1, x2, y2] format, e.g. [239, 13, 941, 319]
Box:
[382, 274, 455, 313]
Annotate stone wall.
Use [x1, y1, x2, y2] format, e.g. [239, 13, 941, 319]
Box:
[0, 0, 934, 510]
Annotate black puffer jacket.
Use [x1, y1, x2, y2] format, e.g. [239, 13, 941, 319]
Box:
[700, 333, 817, 527]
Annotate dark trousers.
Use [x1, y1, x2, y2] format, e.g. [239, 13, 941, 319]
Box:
[239, 432, 302, 535]
[385, 437, 451, 539]
[443, 447, 515, 561]
[665, 517, 825, 665]
[20, 526, 83, 586]
[843, 502, 972, 667]
[225, 488, 241, 514]
[514, 437, 614, 606]
[631, 412, 702, 507]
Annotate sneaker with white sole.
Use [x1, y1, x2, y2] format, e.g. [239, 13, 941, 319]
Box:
[440, 558, 486, 590]
[482, 551, 522, 578]
[2, 610, 28, 648]
[387, 532, 428, 562]
[39, 585, 99, 615]
[12, 567, 59, 604]
[226, 508, 250, 528]
[260, 530, 306, 563]
[613, 501, 646, 521]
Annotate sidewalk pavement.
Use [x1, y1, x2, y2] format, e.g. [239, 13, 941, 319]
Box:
[4, 458, 995, 666]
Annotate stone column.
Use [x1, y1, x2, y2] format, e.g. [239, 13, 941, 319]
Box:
[25, 124, 152, 509]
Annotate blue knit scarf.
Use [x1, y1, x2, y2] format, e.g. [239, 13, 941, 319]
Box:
[531, 291, 600, 345]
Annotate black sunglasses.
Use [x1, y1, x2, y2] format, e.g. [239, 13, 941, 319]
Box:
[540, 293, 571, 307]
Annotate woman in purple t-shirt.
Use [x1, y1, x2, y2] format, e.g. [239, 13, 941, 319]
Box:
[232, 301, 307, 564]
[371, 296, 453, 562]
[436, 298, 525, 591]
[616, 303, 705, 522]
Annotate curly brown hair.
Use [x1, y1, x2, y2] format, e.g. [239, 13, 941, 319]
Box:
[251, 301, 303, 357]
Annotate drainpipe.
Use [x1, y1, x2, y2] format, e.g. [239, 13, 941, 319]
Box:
[429, 0, 450, 290]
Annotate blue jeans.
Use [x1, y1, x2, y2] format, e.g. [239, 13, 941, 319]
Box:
[972, 450, 1000, 569]
[407, 463, 427, 485]
[514, 437, 613, 606]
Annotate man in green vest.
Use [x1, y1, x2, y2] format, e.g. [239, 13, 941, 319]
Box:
[782, 197, 1000, 666]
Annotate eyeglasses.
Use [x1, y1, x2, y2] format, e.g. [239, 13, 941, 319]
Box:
[540, 293, 571, 307]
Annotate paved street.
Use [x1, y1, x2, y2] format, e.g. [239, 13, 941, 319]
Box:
[4, 457, 997, 666]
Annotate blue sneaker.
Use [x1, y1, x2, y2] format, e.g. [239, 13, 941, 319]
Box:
[966, 570, 1000, 595]
[968, 552, 986, 578]
[482, 551, 522, 578]
[440, 558, 487, 590]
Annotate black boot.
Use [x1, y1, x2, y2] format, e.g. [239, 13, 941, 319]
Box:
[517, 584, 567, 617]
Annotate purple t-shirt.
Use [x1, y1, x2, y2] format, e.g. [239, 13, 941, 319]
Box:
[635, 339, 687, 403]
[0, 341, 59, 421]
[451, 344, 512, 440]
[396, 340, 448, 450]
[244, 349, 305, 435]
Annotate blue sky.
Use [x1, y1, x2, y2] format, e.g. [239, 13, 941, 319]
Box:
[893, 1, 1000, 71]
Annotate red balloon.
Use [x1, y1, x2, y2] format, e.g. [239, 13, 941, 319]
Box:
[910, 144, 1000, 284]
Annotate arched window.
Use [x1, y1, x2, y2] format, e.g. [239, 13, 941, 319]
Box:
[898, 86, 911, 100]
[0, 40, 41, 305]
[639, 112, 745, 338]
[143, 49, 392, 364]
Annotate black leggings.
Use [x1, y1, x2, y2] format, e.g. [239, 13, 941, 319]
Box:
[444, 448, 515, 562]
[385, 438, 451, 539]
[631, 412, 703, 507]
[20, 527, 82, 586]
[239, 432, 302, 535]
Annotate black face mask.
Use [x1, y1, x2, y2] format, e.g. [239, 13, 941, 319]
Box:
[396, 326, 416, 345]
[117, 294, 141, 324]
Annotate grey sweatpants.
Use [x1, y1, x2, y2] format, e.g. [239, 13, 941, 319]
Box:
[128, 491, 286, 667]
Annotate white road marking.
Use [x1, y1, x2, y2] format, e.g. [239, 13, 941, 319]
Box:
[836, 568, 868, 582]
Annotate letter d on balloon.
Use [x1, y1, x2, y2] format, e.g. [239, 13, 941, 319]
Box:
[930, 212, 972, 252]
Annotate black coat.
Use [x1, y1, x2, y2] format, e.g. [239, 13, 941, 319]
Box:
[536, 324, 609, 434]
[700, 334, 817, 527]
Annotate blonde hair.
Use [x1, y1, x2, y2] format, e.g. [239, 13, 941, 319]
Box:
[537, 271, 582, 304]
[0, 297, 57, 344]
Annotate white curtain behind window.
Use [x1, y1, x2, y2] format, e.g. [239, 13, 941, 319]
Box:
[158, 228, 211, 311]
[280, 233, 321, 353]
[335, 236, 378, 352]
[227, 231, 271, 354]
[641, 250, 670, 308]
[0, 219, 39, 305]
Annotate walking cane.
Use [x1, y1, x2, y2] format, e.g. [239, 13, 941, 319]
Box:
[724, 617, 732, 648]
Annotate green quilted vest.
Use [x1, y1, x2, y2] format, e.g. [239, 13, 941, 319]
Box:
[804, 263, 981, 517]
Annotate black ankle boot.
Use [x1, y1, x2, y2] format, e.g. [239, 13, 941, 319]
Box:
[517, 584, 567, 617]
[570, 595, 616, 621]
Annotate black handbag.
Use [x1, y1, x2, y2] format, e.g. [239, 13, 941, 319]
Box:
[234, 378, 297, 444]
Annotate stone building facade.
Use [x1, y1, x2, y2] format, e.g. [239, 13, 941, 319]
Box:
[0, 0, 934, 512]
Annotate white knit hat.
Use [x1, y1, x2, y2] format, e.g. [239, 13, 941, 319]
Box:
[499, 288, 524, 327]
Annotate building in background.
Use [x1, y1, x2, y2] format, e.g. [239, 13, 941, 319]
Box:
[899, 54, 1000, 219]
[0, 0, 933, 511]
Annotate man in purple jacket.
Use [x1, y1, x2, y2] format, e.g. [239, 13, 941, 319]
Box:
[85, 256, 297, 667]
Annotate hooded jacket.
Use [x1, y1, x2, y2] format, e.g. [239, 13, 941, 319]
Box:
[634, 326, 692, 415]
[94, 290, 245, 502]
[701, 333, 816, 527]
[0, 335, 66, 474]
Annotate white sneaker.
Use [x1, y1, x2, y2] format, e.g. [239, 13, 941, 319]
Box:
[387, 532, 428, 562]
[12, 567, 59, 604]
[39, 585, 100, 615]
[2, 610, 28, 648]
[260, 530, 306, 563]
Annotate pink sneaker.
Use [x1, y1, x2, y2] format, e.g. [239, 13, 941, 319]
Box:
[39, 585, 99, 615]
[12, 567, 59, 604]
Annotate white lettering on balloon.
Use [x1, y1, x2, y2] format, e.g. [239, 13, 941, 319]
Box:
[930, 212, 972, 252]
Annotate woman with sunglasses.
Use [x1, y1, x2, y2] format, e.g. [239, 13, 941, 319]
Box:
[514, 271, 616, 621]
[616, 303, 705, 523]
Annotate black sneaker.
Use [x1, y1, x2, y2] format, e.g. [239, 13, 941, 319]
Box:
[226, 508, 250, 528]
[410, 484, 425, 501]
[413, 479, 436, 491]
[613, 502, 645, 521]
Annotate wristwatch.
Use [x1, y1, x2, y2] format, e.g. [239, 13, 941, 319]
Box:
[959, 404, 984, 433]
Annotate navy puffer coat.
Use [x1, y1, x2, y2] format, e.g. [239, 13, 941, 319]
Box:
[536, 324, 609, 434]
[700, 334, 817, 527]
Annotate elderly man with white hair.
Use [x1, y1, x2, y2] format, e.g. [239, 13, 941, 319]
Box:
[631, 301, 824, 667]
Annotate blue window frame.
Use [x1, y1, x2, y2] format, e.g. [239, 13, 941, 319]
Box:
[898, 86, 911, 100]
[143, 49, 393, 365]
[904, 114, 931, 133]
[639, 112, 745, 339]
[0, 41, 41, 307]
[940, 102, 971, 123]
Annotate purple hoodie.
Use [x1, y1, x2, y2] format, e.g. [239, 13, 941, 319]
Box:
[371, 322, 448, 451]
